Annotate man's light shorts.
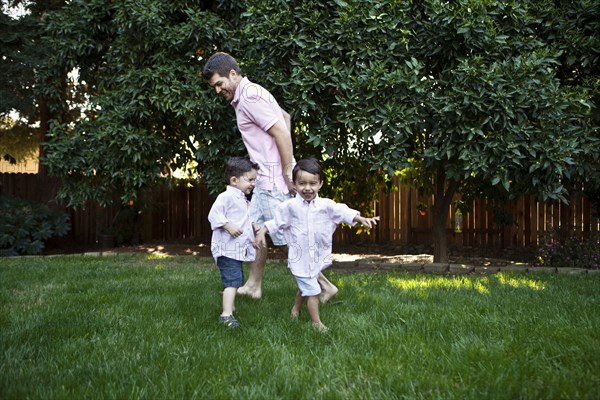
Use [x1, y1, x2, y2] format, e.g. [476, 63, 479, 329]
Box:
[249, 185, 292, 246]
[294, 274, 322, 297]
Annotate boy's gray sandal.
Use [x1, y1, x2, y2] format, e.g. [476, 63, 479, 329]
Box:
[219, 315, 240, 329]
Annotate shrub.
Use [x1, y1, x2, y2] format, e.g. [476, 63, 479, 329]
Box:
[0, 195, 70, 256]
[534, 227, 600, 269]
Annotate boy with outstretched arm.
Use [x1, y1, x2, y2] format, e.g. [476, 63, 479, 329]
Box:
[254, 158, 379, 331]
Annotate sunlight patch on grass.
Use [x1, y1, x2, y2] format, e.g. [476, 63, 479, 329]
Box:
[387, 275, 491, 294]
[386, 274, 546, 295]
[496, 273, 546, 290]
[146, 254, 170, 260]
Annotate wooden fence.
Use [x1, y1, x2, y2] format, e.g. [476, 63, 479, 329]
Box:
[2, 173, 598, 249]
[0, 173, 214, 245]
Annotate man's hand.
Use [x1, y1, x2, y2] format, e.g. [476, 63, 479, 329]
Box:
[253, 227, 268, 249]
[286, 179, 297, 196]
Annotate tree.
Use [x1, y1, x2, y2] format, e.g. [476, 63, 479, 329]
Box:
[27, 0, 598, 260]
[533, 0, 600, 218]
[41, 0, 245, 206]
[0, 0, 65, 167]
[240, 0, 599, 262]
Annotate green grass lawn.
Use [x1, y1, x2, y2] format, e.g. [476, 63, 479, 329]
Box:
[1, 254, 599, 399]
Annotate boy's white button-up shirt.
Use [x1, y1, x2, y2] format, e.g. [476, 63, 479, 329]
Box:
[208, 186, 256, 263]
[265, 195, 359, 278]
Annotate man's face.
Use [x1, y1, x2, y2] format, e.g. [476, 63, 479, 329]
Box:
[208, 70, 238, 102]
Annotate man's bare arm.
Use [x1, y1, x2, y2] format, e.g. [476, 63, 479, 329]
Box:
[281, 109, 292, 133]
[267, 120, 295, 192]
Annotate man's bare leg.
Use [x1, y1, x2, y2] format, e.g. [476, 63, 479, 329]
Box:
[318, 272, 338, 303]
[237, 245, 268, 299]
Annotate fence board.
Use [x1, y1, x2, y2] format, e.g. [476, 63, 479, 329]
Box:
[2, 173, 599, 249]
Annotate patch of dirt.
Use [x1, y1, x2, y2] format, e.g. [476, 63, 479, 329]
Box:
[43, 238, 534, 271]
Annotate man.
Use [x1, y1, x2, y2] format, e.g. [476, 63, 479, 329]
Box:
[202, 52, 337, 302]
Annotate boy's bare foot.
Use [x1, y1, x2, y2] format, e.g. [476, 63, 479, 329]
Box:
[237, 285, 261, 299]
[291, 307, 300, 319]
[319, 285, 338, 304]
[312, 322, 328, 332]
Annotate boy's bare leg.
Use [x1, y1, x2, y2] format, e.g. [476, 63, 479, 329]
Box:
[237, 245, 268, 299]
[291, 290, 303, 318]
[307, 295, 328, 332]
[318, 272, 338, 303]
[221, 287, 237, 316]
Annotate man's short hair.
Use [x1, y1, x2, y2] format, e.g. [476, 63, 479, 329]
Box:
[202, 52, 241, 80]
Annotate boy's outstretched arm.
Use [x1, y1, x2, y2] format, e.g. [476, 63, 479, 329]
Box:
[353, 215, 380, 229]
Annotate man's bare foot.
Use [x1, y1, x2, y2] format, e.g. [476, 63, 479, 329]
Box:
[312, 322, 328, 332]
[237, 285, 261, 299]
[319, 285, 338, 304]
[291, 307, 300, 319]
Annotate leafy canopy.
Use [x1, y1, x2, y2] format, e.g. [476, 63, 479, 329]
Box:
[26, 0, 599, 238]
[41, 0, 245, 206]
[239, 0, 598, 262]
[242, 0, 598, 203]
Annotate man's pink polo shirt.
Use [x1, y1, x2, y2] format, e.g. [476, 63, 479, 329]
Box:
[231, 77, 292, 194]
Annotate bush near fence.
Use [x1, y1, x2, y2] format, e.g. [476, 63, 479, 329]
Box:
[1, 173, 598, 249]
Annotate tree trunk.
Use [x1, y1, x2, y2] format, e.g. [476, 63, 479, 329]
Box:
[431, 173, 460, 263]
[432, 205, 449, 263]
[37, 98, 49, 179]
[36, 98, 61, 206]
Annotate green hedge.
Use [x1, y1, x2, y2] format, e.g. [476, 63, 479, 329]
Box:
[0, 195, 70, 256]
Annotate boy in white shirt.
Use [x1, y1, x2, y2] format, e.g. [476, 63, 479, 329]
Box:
[254, 158, 379, 332]
[208, 157, 259, 329]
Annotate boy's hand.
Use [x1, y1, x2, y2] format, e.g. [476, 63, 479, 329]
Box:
[356, 215, 380, 229]
[223, 223, 243, 238]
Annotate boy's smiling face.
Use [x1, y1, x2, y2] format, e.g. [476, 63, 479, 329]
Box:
[231, 169, 257, 195]
[294, 169, 324, 203]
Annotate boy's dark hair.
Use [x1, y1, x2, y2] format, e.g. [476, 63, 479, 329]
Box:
[202, 52, 241, 80]
[292, 158, 323, 182]
[226, 157, 259, 183]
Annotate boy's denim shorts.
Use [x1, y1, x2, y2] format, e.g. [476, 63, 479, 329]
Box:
[216, 256, 244, 289]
